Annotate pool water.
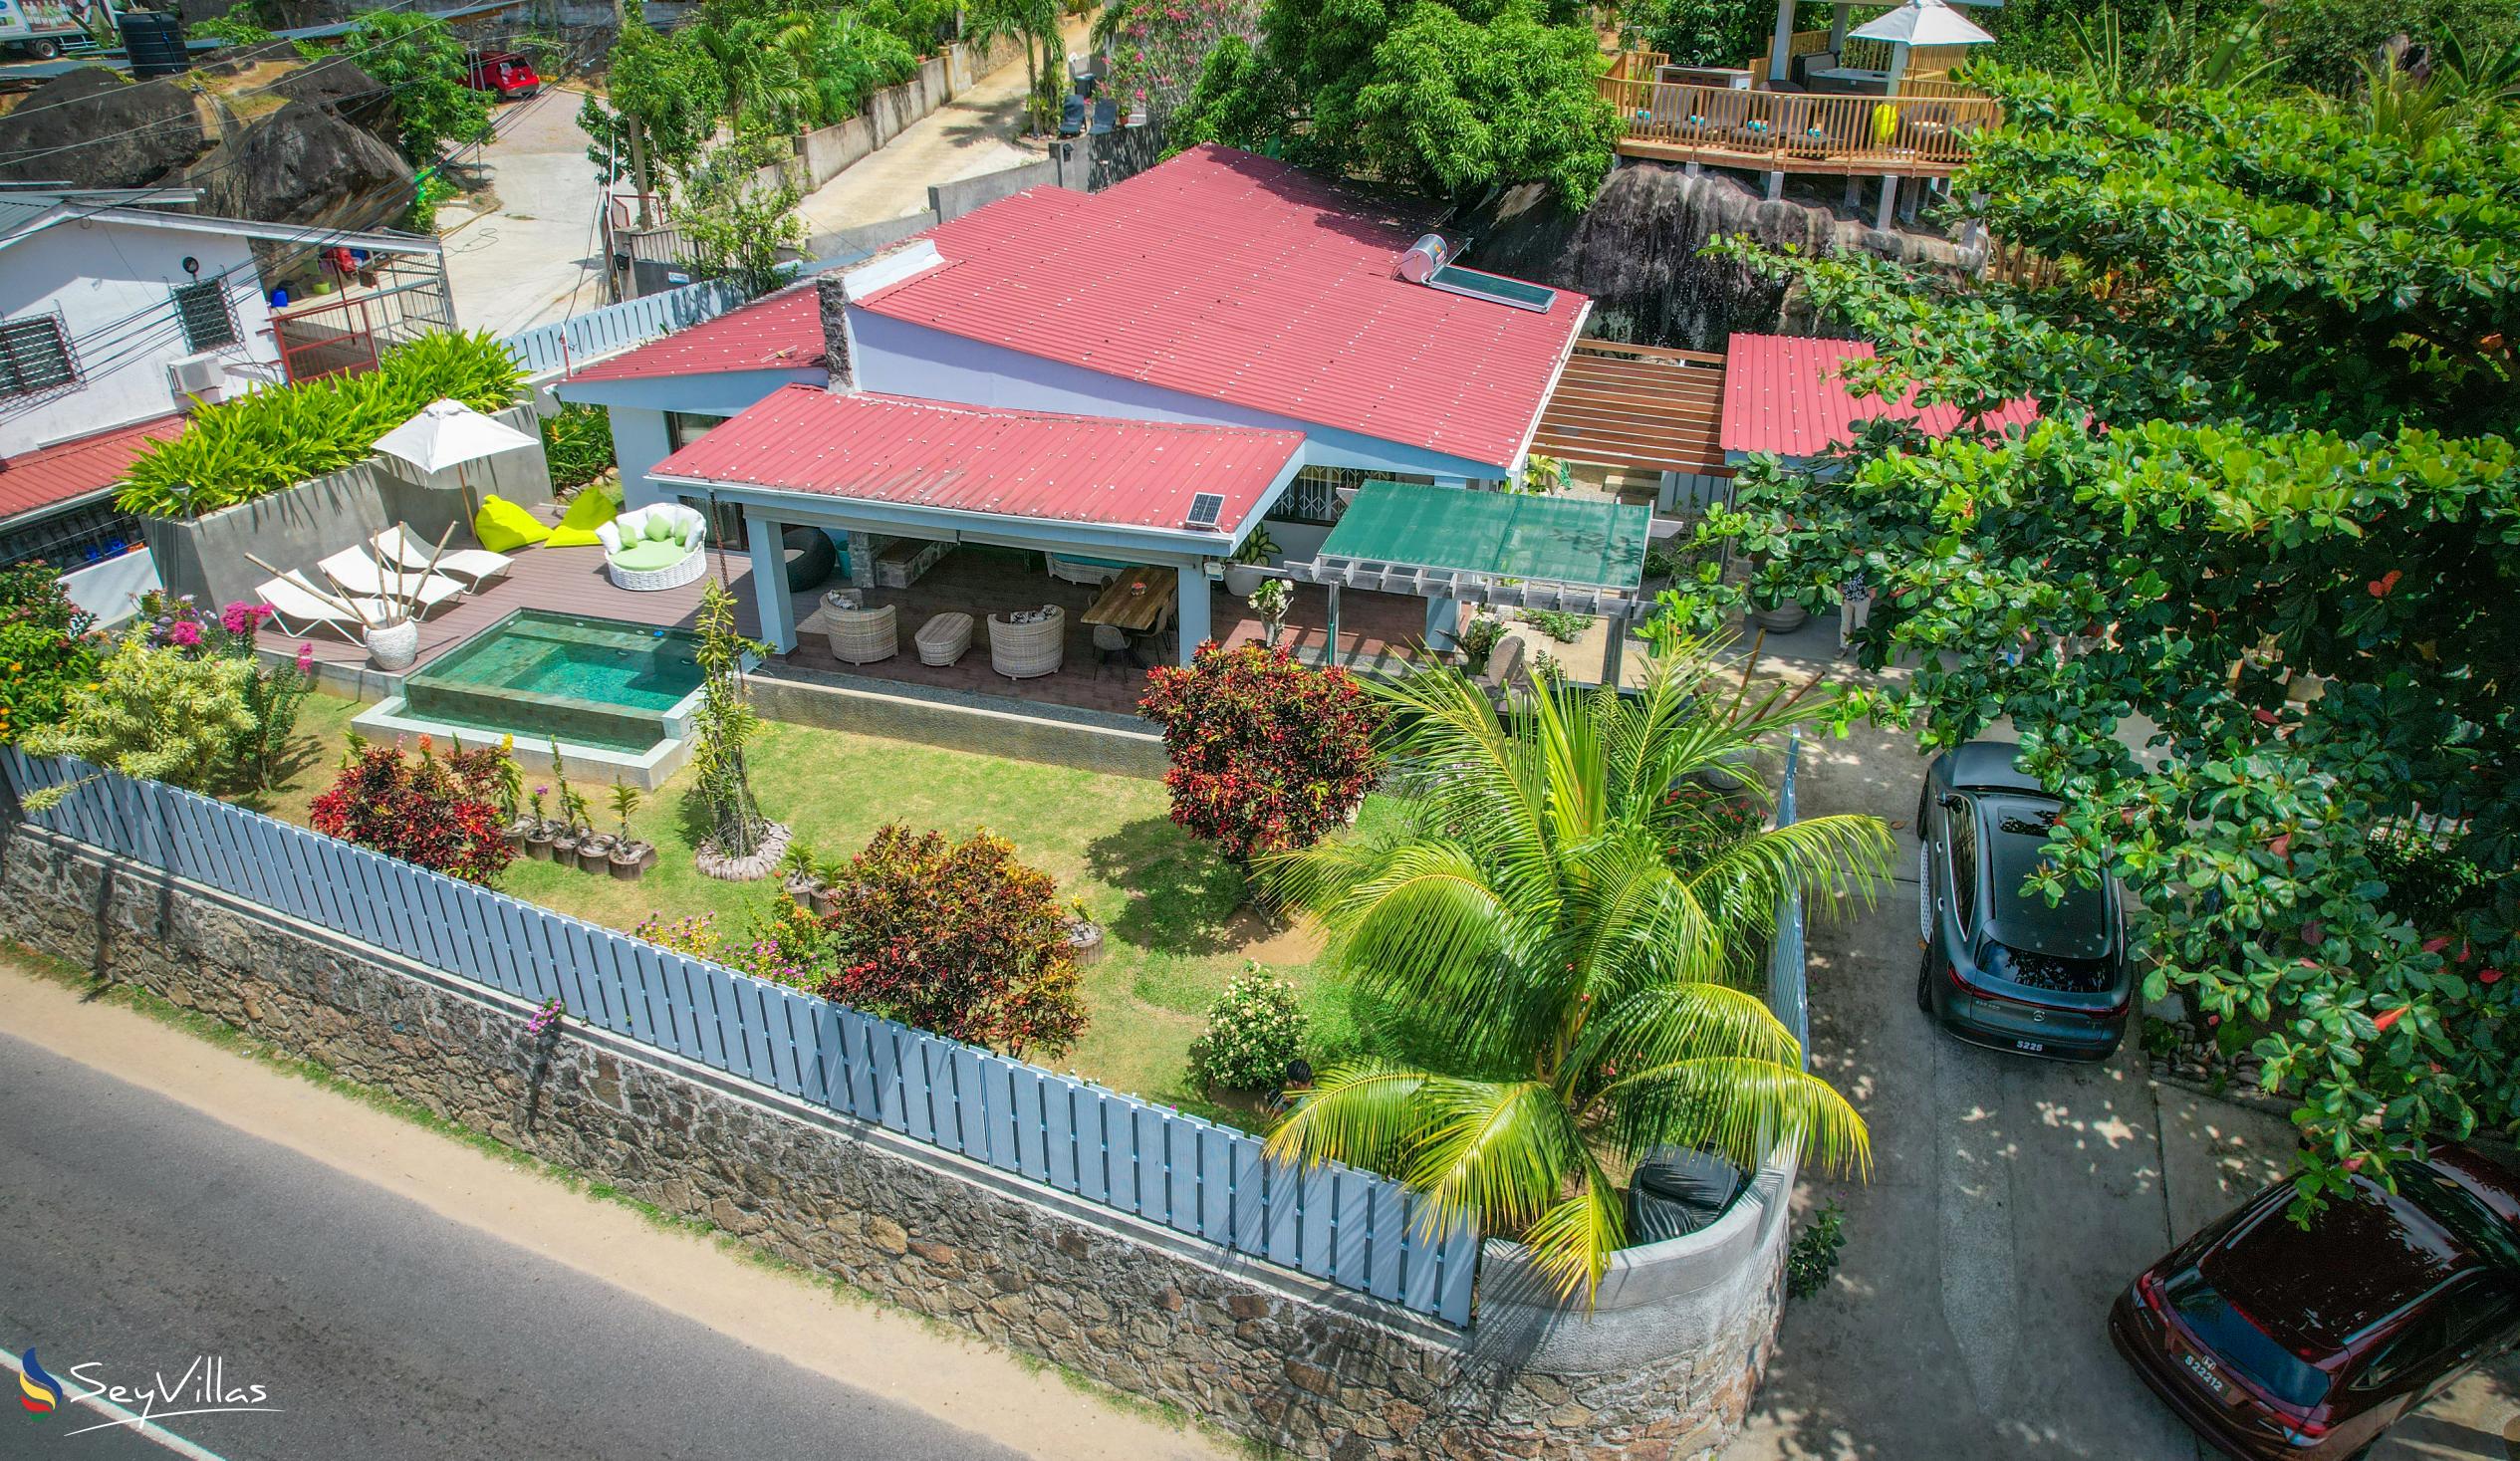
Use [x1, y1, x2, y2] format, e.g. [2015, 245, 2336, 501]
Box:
[403, 609, 704, 752]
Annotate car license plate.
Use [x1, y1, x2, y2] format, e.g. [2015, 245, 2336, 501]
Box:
[2015, 1039, 2046, 1054]
[2179, 1352, 2227, 1396]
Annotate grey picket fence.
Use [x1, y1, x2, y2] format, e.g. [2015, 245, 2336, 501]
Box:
[0, 750, 1480, 1326]
[501, 276, 752, 380]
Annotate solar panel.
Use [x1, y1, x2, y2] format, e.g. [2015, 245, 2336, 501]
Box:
[1185, 492, 1225, 528]
[1424, 265, 1557, 313]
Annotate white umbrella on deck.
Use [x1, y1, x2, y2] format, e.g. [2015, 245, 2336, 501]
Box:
[371, 397, 540, 528]
[1770, 0, 1999, 90]
[1848, 0, 1996, 95]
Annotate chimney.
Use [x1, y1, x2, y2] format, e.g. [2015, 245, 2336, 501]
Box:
[817, 273, 853, 392]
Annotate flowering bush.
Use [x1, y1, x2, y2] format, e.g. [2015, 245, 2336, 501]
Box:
[0, 563, 99, 746]
[1138, 641, 1384, 863]
[129, 591, 309, 789]
[20, 630, 256, 805]
[818, 824, 1086, 1059]
[1102, 0, 1259, 123]
[1185, 967, 1306, 1092]
[311, 738, 515, 882]
[631, 898, 838, 993]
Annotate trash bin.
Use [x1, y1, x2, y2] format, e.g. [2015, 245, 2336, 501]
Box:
[119, 10, 188, 80]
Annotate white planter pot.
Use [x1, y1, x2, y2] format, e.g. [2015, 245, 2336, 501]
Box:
[1221, 563, 1266, 597]
[364, 617, 420, 671]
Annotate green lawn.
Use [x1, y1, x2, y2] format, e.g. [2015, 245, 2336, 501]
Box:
[259, 691, 1373, 1120]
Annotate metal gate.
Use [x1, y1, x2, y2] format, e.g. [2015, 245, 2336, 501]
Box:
[270, 271, 458, 384]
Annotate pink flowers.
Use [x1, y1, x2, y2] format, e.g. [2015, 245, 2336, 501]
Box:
[165, 619, 202, 647]
[296, 642, 316, 673]
[526, 997, 567, 1039]
[219, 601, 273, 635]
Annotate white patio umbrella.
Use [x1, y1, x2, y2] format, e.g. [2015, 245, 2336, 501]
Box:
[371, 397, 540, 528]
[1770, 0, 1999, 89]
[1848, 0, 1995, 95]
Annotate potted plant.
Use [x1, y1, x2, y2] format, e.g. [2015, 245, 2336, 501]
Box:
[493, 746, 530, 852]
[810, 852, 847, 917]
[1248, 577, 1291, 647]
[552, 785, 588, 865]
[779, 838, 823, 907]
[1221, 525, 1278, 597]
[523, 784, 560, 860]
[1064, 897, 1105, 966]
[1456, 613, 1505, 674]
[606, 781, 652, 881]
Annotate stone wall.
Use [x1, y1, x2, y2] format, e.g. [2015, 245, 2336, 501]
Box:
[0, 824, 1785, 1460]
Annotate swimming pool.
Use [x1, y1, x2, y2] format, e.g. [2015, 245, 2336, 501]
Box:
[401, 609, 705, 752]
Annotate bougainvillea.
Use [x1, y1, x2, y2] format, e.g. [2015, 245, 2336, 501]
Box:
[1101, 0, 1259, 123]
[1137, 641, 1384, 864]
[311, 738, 515, 883]
[817, 824, 1085, 1059]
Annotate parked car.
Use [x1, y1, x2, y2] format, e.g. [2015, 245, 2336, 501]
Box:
[465, 49, 540, 100]
[1914, 741, 2131, 1060]
[2111, 1144, 2520, 1458]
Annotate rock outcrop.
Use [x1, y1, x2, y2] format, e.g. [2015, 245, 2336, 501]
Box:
[1458, 162, 1982, 352]
[0, 50, 410, 235]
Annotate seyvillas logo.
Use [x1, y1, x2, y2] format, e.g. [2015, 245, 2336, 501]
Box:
[16, 1350, 60, 1415]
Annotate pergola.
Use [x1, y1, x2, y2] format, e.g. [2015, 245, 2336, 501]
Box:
[1531, 341, 1730, 484]
[1279, 481, 1653, 681]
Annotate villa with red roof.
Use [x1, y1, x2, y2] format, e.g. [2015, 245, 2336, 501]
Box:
[554, 144, 1591, 665]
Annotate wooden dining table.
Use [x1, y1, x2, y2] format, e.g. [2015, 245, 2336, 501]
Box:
[1078, 566, 1177, 631]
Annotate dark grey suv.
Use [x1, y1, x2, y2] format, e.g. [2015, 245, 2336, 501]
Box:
[1916, 742, 2132, 1061]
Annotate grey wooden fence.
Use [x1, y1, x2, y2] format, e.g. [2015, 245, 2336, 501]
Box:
[0, 750, 1479, 1326]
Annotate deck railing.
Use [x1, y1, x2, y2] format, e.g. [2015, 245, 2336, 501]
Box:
[1598, 75, 2002, 172]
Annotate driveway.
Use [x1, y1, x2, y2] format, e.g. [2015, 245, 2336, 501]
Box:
[439, 84, 609, 336]
[1722, 658, 2520, 1461]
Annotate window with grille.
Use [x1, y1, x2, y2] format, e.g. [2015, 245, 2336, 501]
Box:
[1266, 466, 1434, 527]
[0, 313, 78, 399]
[172, 280, 239, 352]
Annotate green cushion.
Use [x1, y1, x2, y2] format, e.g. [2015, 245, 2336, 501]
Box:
[612, 538, 689, 572]
[474, 494, 551, 553]
[544, 483, 619, 549]
[643, 515, 679, 542]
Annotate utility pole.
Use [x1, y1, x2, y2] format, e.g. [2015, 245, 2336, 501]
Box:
[612, 0, 656, 228]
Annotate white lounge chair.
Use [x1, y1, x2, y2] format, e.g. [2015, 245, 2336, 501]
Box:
[373, 524, 513, 593]
[315, 546, 466, 614]
[257, 573, 390, 645]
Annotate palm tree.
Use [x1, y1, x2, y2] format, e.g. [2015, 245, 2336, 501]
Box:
[1260, 640, 1891, 1302]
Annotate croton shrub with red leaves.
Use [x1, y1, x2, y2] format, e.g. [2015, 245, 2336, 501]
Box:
[1137, 641, 1384, 864]
[311, 739, 515, 884]
[817, 824, 1085, 1060]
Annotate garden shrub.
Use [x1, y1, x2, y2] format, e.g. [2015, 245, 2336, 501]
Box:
[133, 593, 312, 790]
[1185, 967, 1307, 1092]
[0, 564, 99, 747]
[818, 824, 1086, 1059]
[19, 631, 256, 806]
[632, 900, 829, 989]
[541, 404, 618, 491]
[1137, 641, 1384, 864]
[311, 738, 516, 883]
[120, 331, 523, 518]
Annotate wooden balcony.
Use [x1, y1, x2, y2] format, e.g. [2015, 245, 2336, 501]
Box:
[1598, 72, 2001, 176]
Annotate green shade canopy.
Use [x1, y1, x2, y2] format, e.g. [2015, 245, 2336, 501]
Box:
[1315, 482, 1649, 591]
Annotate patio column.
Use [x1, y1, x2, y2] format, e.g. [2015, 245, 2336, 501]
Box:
[1766, 0, 1797, 86]
[745, 511, 798, 653]
[1829, 1, 1851, 48]
[1425, 476, 1468, 652]
[1174, 561, 1209, 666]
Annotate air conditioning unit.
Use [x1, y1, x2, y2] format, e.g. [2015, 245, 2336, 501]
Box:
[167, 352, 227, 404]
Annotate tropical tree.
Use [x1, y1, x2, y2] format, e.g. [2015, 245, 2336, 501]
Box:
[1260, 643, 1891, 1300]
[345, 9, 493, 160]
[20, 630, 256, 809]
[689, 580, 773, 865]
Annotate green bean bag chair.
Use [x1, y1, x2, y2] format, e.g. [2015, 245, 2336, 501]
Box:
[543, 482, 621, 549]
[474, 493, 551, 553]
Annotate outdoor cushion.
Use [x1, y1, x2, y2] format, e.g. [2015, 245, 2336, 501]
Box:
[644, 515, 679, 542]
[474, 494, 551, 553]
[543, 484, 619, 549]
[611, 538, 690, 572]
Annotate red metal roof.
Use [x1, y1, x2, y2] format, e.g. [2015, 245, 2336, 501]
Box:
[0, 412, 184, 523]
[1718, 333, 2040, 458]
[566, 281, 826, 383]
[853, 145, 1589, 470]
[650, 386, 1302, 534]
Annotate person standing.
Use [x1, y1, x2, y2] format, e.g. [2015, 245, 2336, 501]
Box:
[1838, 572, 1875, 657]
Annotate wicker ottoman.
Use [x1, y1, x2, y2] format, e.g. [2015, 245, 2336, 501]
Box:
[916, 610, 974, 666]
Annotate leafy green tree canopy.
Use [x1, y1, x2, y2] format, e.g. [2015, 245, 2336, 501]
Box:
[346, 10, 493, 161]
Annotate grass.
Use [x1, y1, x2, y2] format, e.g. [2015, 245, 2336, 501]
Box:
[258, 691, 1375, 1123]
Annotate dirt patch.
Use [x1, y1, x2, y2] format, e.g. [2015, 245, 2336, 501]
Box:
[1220, 906, 1323, 964]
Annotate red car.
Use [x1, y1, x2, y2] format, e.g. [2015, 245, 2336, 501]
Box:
[2111, 1144, 2520, 1458]
[465, 50, 541, 100]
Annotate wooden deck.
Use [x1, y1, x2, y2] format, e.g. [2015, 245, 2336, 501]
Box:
[1599, 55, 1999, 175]
[1533, 341, 1729, 478]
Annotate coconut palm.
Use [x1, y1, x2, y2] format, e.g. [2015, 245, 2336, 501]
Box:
[1260, 639, 1891, 1302]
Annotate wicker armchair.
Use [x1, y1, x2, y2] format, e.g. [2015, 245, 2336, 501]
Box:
[825, 604, 898, 664]
[989, 605, 1066, 679]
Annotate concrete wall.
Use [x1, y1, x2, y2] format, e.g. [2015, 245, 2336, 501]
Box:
[930, 159, 1060, 222]
[0, 823, 1793, 1461]
[847, 311, 1512, 483]
[58, 549, 161, 627]
[141, 403, 551, 609]
[605, 405, 675, 512]
[0, 220, 284, 459]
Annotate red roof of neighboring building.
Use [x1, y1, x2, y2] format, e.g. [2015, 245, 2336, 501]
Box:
[1718, 333, 2041, 458]
[566, 281, 826, 383]
[650, 386, 1303, 534]
[0, 412, 185, 523]
[853, 145, 1589, 470]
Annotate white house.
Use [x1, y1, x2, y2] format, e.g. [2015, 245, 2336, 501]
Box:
[0, 186, 443, 597]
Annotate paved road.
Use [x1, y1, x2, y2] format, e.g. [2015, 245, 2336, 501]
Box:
[0, 1031, 1021, 1461]
[1722, 665, 2520, 1461]
[439, 85, 609, 336]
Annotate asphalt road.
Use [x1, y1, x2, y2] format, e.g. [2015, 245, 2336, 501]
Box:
[0, 1031, 1021, 1461]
